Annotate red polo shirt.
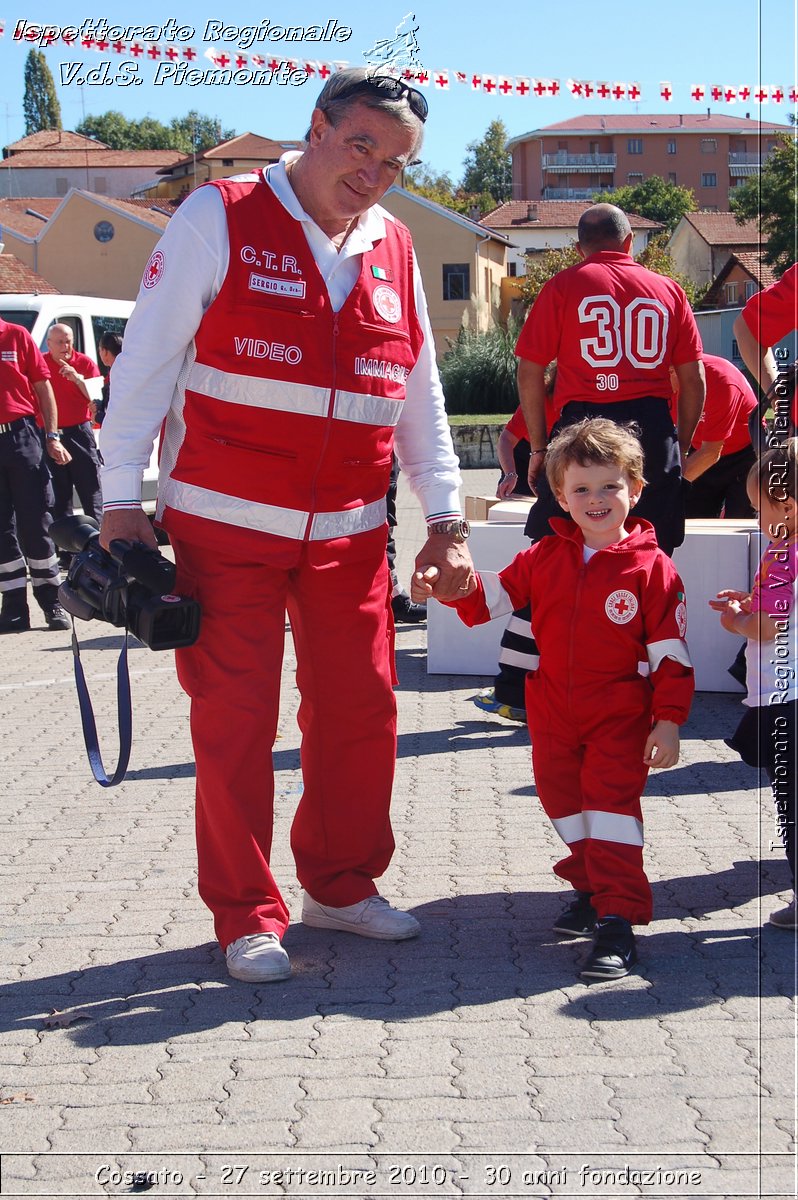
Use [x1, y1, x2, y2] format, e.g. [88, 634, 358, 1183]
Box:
[44, 349, 100, 426]
[0, 318, 50, 422]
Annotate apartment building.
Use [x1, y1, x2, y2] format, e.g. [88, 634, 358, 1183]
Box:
[507, 113, 792, 207]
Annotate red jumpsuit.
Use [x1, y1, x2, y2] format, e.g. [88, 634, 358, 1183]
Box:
[156, 175, 425, 950]
[449, 518, 694, 924]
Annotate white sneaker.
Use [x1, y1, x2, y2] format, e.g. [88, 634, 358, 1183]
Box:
[225, 932, 291, 982]
[301, 893, 420, 940]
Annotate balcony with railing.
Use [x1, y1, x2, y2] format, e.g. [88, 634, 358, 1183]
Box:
[542, 153, 617, 173]
[543, 186, 603, 200]
[728, 151, 770, 177]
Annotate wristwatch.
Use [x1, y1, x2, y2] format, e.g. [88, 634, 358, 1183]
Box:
[427, 518, 471, 542]
[46, 432, 62, 442]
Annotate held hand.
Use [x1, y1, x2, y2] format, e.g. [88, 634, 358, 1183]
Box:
[414, 535, 474, 602]
[643, 720, 680, 768]
[411, 566, 439, 602]
[99, 507, 157, 553]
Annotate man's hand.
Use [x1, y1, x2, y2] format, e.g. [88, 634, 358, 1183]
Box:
[99, 507, 157, 553]
[527, 449, 546, 495]
[59, 361, 82, 385]
[643, 720, 680, 768]
[414, 533, 474, 602]
[496, 472, 518, 500]
[46, 439, 72, 467]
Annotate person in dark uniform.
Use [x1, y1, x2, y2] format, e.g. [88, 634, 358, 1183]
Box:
[44, 323, 103, 524]
[0, 317, 72, 632]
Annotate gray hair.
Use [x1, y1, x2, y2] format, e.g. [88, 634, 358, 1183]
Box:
[305, 66, 425, 159]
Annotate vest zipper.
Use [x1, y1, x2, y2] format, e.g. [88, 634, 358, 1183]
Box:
[304, 314, 340, 541]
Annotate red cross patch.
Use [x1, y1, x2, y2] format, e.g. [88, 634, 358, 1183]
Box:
[142, 249, 165, 290]
[605, 589, 638, 624]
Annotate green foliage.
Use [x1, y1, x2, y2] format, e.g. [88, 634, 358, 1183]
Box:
[461, 119, 512, 204]
[517, 243, 582, 307]
[438, 318, 522, 415]
[23, 50, 62, 134]
[76, 110, 235, 154]
[591, 176, 696, 233]
[730, 134, 797, 276]
[403, 165, 497, 218]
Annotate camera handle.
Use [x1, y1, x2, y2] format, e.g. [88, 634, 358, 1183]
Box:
[69, 623, 133, 786]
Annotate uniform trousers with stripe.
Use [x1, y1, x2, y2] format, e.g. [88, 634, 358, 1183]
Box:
[526, 673, 654, 925]
[171, 528, 397, 951]
[0, 416, 60, 611]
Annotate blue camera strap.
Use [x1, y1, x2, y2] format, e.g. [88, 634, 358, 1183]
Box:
[70, 625, 133, 786]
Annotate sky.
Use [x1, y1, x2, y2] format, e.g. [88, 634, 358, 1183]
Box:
[0, 0, 795, 180]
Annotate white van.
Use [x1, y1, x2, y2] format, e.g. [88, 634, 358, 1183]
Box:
[0, 293, 159, 516]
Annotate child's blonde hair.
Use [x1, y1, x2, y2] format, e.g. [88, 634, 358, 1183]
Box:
[748, 437, 798, 505]
[545, 417, 646, 495]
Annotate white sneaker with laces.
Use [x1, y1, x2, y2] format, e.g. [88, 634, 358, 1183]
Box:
[301, 893, 420, 940]
[225, 932, 291, 982]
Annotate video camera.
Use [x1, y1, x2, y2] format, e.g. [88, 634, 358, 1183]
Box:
[50, 516, 200, 650]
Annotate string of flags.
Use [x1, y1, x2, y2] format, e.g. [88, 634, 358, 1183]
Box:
[1, 23, 795, 103]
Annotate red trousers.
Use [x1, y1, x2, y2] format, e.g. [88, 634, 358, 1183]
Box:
[172, 531, 397, 950]
[526, 673, 654, 925]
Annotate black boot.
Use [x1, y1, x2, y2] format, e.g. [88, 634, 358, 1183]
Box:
[580, 915, 638, 980]
[552, 891, 597, 938]
[0, 592, 31, 634]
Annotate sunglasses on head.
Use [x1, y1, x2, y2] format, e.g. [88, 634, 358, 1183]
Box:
[344, 73, 429, 123]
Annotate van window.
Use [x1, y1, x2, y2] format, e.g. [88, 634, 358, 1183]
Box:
[92, 314, 128, 347]
[53, 314, 83, 352]
[0, 310, 36, 332]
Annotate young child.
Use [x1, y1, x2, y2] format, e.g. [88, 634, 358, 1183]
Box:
[710, 439, 798, 929]
[414, 419, 695, 980]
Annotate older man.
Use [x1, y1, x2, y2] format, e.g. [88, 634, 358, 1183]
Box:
[100, 68, 472, 983]
[44, 323, 102, 524]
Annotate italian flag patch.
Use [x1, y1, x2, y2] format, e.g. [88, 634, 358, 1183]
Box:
[371, 266, 394, 281]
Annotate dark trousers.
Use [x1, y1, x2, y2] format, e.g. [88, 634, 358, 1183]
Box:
[0, 416, 59, 610]
[728, 702, 797, 889]
[49, 421, 102, 523]
[684, 445, 756, 520]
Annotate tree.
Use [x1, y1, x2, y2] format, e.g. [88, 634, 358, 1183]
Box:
[730, 134, 797, 276]
[403, 165, 496, 218]
[635, 232, 704, 306]
[591, 176, 696, 233]
[517, 244, 582, 307]
[23, 50, 62, 134]
[76, 111, 234, 154]
[461, 119, 512, 204]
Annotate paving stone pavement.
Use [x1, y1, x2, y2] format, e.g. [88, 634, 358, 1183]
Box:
[0, 469, 794, 1198]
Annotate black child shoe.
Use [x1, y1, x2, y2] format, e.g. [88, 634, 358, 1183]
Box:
[391, 592, 427, 624]
[580, 915, 638, 980]
[552, 891, 597, 938]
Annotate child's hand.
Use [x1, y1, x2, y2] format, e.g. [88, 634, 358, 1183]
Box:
[411, 566, 440, 602]
[643, 720, 680, 768]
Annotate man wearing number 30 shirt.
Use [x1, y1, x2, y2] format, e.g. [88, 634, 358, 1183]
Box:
[516, 203, 705, 555]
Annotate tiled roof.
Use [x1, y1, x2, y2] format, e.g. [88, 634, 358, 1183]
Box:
[0, 150, 183, 170]
[82, 193, 172, 229]
[508, 113, 792, 145]
[0, 253, 60, 293]
[682, 210, 760, 244]
[161, 132, 301, 172]
[4, 130, 109, 153]
[731, 251, 778, 289]
[0, 198, 62, 237]
[480, 200, 662, 230]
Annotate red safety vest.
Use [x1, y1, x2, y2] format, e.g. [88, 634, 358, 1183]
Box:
[159, 171, 424, 558]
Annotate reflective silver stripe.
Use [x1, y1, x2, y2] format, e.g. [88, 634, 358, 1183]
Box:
[164, 479, 309, 540]
[584, 809, 644, 847]
[0, 578, 26, 593]
[190, 363, 403, 428]
[309, 498, 387, 541]
[551, 813, 587, 844]
[0, 556, 25, 576]
[482, 572, 514, 619]
[506, 613, 532, 637]
[647, 638, 692, 672]
[163, 480, 386, 543]
[637, 660, 650, 678]
[333, 388, 404, 427]
[27, 554, 58, 570]
[188, 362, 329, 418]
[499, 646, 540, 671]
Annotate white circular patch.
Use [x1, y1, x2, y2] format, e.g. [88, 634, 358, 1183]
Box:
[675, 601, 687, 637]
[373, 284, 402, 324]
[142, 249, 165, 289]
[605, 589, 638, 624]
